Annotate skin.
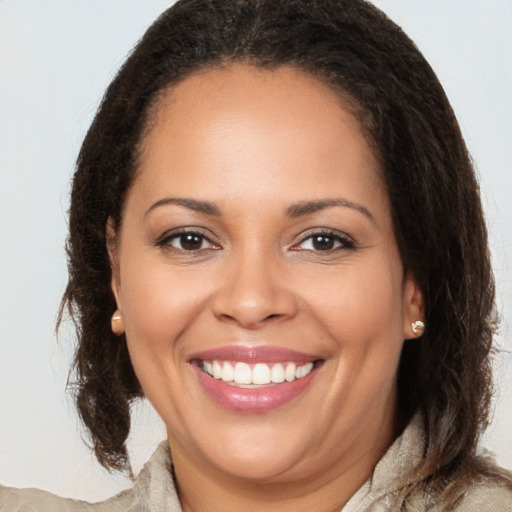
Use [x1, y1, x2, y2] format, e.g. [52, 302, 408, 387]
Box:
[109, 64, 423, 511]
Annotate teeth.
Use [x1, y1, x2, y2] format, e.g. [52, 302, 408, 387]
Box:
[221, 362, 234, 382]
[234, 362, 252, 384]
[270, 363, 285, 383]
[212, 360, 222, 379]
[285, 363, 296, 382]
[296, 362, 313, 379]
[252, 363, 271, 385]
[202, 360, 315, 385]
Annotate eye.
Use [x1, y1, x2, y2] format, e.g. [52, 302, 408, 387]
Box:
[157, 230, 219, 252]
[293, 230, 355, 252]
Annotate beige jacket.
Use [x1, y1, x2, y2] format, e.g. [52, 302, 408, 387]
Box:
[1, 415, 511, 511]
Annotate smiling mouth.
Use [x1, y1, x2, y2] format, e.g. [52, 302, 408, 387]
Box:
[189, 346, 323, 412]
[197, 360, 318, 387]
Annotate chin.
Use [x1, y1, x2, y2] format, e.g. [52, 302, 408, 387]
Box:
[203, 432, 310, 481]
[168, 405, 319, 482]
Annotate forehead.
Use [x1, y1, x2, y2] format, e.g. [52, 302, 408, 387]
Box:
[152, 64, 351, 126]
[131, 64, 386, 219]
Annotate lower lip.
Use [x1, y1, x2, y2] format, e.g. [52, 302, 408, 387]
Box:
[193, 365, 319, 413]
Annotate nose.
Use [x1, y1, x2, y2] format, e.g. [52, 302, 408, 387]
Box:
[211, 250, 297, 329]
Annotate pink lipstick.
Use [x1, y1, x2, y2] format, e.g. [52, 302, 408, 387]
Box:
[189, 346, 322, 413]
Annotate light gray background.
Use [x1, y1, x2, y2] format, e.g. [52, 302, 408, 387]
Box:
[1, 0, 511, 502]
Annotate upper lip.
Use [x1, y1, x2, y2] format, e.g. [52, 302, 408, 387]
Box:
[188, 345, 322, 364]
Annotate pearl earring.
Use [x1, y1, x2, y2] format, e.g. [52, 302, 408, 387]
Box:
[412, 320, 425, 335]
[111, 310, 124, 335]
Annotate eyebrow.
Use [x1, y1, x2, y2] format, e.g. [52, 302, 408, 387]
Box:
[145, 196, 375, 224]
[286, 198, 376, 224]
[145, 197, 222, 217]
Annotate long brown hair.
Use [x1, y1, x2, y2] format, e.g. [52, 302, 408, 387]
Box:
[60, 0, 510, 503]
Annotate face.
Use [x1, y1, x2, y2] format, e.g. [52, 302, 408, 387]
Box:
[110, 65, 423, 486]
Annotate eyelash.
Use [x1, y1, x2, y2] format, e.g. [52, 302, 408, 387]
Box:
[155, 228, 355, 253]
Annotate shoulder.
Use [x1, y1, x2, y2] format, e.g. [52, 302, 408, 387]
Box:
[0, 441, 180, 512]
[448, 478, 512, 512]
[356, 414, 512, 512]
[0, 484, 137, 511]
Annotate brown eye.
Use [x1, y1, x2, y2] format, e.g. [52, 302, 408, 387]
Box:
[156, 228, 221, 253]
[311, 235, 336, 251]
[180, 234, 203, 250]
[293, 230, 355, 252]
[166, 232, 212, 251]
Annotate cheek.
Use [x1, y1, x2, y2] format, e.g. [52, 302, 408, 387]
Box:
[307, 261, 404, 343]
[117, 263, 203, 415]
[308, 260, 406, 402]
[119, 254, 207, 340]
[117, 263, 204, 391]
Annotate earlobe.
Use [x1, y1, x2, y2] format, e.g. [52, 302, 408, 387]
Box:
[106, 217, 122, 309]
[403, 272, 425, 339]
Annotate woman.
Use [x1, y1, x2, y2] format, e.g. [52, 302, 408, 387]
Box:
[1, 0, 511, 510]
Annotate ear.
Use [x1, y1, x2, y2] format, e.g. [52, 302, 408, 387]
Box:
[402, 271, 425, 339]
[106, 217, 122, 309]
